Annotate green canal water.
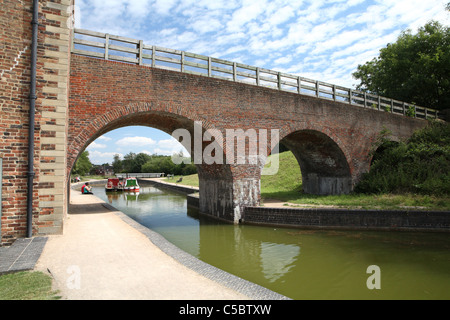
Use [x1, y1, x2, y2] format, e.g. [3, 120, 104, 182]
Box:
[93, 185, 450, 300]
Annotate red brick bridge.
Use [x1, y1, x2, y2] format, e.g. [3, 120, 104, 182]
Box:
[0, 0, 442, 244]
[68, 29, 434, 224]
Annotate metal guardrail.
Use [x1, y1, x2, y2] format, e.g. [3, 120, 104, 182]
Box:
[71, 28, 444, 121]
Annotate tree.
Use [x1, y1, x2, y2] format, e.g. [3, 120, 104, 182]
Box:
[353, 21, 450, 111]
[121, 152, 136, 173]
[72, 151, 93, 176]
[112, 154, 122, 173]
[355, 121, 450, 195]
[132, 153, 152, 172]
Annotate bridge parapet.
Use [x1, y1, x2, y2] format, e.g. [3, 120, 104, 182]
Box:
[71, 28, 444, 121]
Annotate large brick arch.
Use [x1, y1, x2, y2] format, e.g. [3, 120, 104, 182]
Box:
[67, 101, 240, 221]
[67, 103, 214, 174]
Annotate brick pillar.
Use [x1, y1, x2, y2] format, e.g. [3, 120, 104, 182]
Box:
[36, 0, 73, 237]
[198, 163, 262, 224]
[0, 0, 73, 245]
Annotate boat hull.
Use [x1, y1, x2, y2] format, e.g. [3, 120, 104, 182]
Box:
[124, 187, 139, 192]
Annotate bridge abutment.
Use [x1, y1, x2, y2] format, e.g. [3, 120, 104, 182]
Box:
[198, 164, 261, 224]
[1, 0, 73, 245]
[302, 174, 353, 195]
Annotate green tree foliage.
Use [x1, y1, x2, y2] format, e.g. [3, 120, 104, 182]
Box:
[114, 152, 197, 176]
[112, 154, 122, 174]
[72, 151, 93, 176]
[355, 121, 450, 195]
[353, 21, 450, 111]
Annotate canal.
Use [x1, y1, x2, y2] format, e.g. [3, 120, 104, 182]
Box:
[93, 184, 450, 300]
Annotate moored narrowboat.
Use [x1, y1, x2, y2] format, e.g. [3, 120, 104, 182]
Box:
[105, 178, 124, 192]
[123, 177, 140, 192]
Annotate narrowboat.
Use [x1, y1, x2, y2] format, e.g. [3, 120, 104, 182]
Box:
[123, 177, 140, 192]
[105, 178, 123, 192]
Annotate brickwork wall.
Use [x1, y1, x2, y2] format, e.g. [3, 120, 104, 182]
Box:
[243, 206, 450, 231]
[0, 0, 72, 245]
[0, 0, 33, 244]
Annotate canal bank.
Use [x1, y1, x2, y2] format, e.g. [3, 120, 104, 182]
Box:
[140, 178, 450, 233]
[56, 179, 450, 300]
[34, 182, 288, 300]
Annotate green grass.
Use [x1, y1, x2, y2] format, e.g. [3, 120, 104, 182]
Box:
[260, 151, 302, 193]
[0, 271, 61, 300]
[163, 174, 199, 187]
[261, 190, 450, 210]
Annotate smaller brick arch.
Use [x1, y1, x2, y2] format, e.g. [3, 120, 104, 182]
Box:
[280, 129, 352, 195]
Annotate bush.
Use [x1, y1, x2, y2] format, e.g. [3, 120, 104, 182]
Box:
[355, 121, 450, 195]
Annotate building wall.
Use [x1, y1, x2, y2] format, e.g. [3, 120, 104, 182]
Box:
[0, 0, 72, 245]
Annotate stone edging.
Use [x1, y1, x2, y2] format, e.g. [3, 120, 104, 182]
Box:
[71, 180, 290, 300]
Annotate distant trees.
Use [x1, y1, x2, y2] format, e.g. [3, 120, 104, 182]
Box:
[113, 152, 197, 176]
[353, 21, 450, 111]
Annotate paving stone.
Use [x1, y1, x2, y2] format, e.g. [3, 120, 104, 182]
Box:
[0, 237, 47, 274]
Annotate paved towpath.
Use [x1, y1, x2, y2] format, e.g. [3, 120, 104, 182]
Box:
[33, 188, 288, 300]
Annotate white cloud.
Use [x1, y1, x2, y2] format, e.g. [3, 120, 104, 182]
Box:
[87, 141, 107, 149]
[155, 138, 190, 156]
[226, 0, 268, 33]
[116, 136, 156, 147]
[153, 0, 178, 15]
[191, 18, 223, 34]
[97, 136, 112, 142]
[88, 150, 123, 165]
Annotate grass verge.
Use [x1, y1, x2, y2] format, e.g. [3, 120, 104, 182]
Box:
[0, 271, 61, 300]
[163, 174, 199, 187]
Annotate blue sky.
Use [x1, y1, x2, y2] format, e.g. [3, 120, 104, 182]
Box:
[76, 0, 450, 165]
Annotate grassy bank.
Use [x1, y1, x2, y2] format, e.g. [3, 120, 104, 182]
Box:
[0, 271, 60, 300]
[163, 151, 450, 211]
[163, 174, 199, 187]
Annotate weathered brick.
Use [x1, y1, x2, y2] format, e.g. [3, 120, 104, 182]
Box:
[1, 0, 73, 245]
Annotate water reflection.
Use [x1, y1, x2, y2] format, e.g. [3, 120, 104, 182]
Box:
[93, 185, 450, 300]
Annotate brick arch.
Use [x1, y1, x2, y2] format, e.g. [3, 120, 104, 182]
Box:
[260, 123, 355, 194]
[277, 123, 353, 172]
[280, 129, 353, 195]
[67, 102, 219, 174]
